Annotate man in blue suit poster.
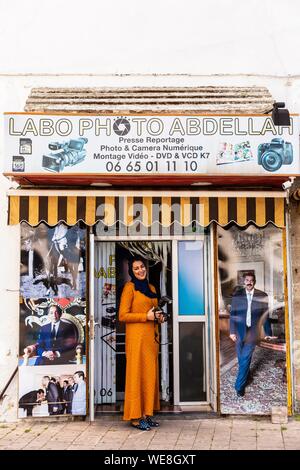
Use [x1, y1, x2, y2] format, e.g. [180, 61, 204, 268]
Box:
[35, 304, 77, 365]
[229, 272, 275, 397]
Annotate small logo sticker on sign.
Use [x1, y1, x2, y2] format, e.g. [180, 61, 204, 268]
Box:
[12, 156, 25, 172]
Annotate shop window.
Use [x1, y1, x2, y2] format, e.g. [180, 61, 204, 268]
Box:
[179, 322, 206, 401]
[178, 241, 205, 315]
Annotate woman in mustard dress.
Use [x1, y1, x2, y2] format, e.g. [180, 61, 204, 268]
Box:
[119, 257, 164, 431]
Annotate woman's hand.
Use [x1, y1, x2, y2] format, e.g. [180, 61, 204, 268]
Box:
[147, 307, 156, 321]
[147, 307, 164, 322]
[156, 313, 165, 324]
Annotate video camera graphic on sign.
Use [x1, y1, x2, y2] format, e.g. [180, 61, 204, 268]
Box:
[42, 138, 88, 173]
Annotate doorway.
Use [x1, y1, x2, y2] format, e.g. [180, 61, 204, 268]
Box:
[90, 234, 217, 418]
[93, 240, 172, 414]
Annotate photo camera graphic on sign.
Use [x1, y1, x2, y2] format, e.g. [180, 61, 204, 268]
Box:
[42, 138, 88, 173]
[257, 138, 293, 172]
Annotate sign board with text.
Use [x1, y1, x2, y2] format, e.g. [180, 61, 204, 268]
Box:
[4, 114, 300, 176]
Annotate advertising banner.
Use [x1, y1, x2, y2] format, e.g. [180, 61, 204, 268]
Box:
[18, 222, 87, 418]
[217, 224, 287, 414]
[4, 114, 299, 176]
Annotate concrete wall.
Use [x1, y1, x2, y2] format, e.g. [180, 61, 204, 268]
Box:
[288, 199, 300, 411]
[0, 0, 300, 76]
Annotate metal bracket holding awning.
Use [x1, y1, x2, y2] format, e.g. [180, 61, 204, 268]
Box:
[7, 191, 286, 230]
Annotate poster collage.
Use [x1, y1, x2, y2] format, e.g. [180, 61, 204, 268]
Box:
[18, 222, 87, 418]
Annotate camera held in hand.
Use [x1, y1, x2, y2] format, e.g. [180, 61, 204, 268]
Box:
[153, 295, 172, 322]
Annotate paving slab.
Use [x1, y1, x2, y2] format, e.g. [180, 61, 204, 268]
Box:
[0, 416, 298, 450]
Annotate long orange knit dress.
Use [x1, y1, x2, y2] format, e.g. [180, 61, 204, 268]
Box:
[119, 281, 160, 421]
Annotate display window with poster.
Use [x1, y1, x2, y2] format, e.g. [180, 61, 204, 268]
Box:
[18, 222, 87, 418]
[217, 224, 288, 414]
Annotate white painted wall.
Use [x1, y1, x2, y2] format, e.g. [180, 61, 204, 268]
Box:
[0, 0, 300, 76]
[0, 0, 300, 420]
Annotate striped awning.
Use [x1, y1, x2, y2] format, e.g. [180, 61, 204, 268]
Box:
[8, 193, 286, 229]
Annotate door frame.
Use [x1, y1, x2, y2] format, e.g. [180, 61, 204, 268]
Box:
[88, 231, 95, 421]
[172, 229, 217, 408]
[88, 233, 218, 419]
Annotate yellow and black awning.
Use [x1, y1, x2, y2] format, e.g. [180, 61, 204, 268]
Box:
[7, 191, 286, 229]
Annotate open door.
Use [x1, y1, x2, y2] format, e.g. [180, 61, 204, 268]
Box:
[92, 240, 172, 415]
[94, 241, 117, 408]
[88, 230, 95, 421]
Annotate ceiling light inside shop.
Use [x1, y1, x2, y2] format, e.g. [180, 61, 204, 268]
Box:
[90, 182, 113, 187]
[191, 182, 213, 186]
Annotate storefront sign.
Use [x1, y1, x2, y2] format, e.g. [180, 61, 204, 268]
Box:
[4, 114, 299, 175]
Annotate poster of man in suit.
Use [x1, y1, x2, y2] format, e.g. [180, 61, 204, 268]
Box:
[217, 224, 287, 414]
[18, 389, 45, 417]
[229, 272, 274, 397]
[19, 298, 86, 366]
[35, 304, 78, 365]
[18, 365, 86, 418]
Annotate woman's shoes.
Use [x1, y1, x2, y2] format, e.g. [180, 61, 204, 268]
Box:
[145, 416, 160, 427]
[131, 416, 160, 430]
[131, 419, 151, 431]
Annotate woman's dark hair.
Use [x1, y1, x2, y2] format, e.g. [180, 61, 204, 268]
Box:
[128, 257, 157, 299]
[128, 256, 145, 273]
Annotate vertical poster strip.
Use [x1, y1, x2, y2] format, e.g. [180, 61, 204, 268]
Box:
[94, 241, 116, 405]
[213, 223, 221, 413]
[282, 229, 292, 414]
[19, 222, 87, 418]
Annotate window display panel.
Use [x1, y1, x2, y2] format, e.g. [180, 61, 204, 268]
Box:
[178, 241, 205, 315]
[217, 224, 287, 414]
[179, 322, 206, 402]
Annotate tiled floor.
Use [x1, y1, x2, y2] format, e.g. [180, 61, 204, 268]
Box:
[0, 416, 299, 450]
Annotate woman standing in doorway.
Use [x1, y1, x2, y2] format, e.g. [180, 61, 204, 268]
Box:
[119, 257, 164, 431]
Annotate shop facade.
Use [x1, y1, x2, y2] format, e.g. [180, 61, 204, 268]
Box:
[2, 89, 299, 419]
